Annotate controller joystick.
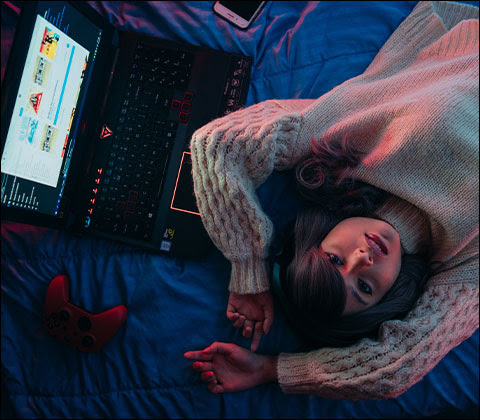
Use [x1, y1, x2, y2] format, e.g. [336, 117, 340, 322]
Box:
[43, 274, 127, 353]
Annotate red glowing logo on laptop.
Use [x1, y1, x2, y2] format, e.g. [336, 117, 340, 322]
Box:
[100, 124, 113, 139]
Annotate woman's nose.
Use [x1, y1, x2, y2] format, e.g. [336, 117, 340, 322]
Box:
[353, 248, 373, 268]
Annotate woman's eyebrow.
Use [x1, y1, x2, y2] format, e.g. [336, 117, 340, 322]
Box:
[351, 286, 368, 306]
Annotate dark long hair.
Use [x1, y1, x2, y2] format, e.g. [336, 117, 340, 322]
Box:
[277, 132, 430, 348]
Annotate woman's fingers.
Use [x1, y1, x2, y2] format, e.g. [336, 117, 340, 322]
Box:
[185, 343, 233, 393]
[233, 314, 246, 329]
[192, 361, 213, 372]
[201, 371, 217, 383]
[184, 350, 213, 361]
[226, 305, 239, 321]
[228, 312, 240, 321]
[250, 321, 264, 352]
[198, 369, 225, 393]
[263, 304, 274, 335]
[242, 319, 254, 338]
[208, 381, 224, 393]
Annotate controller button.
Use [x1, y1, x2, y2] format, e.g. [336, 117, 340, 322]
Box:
[78, 317, 92, 331]
[82, 335, 94, 347]
[51, 313, 58, 319]
[48, 321, 54, 329]
[60, 310, 70, 321]
[54, 320, 60, 327]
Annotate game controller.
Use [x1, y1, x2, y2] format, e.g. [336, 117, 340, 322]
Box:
[43, 274, 127, 353]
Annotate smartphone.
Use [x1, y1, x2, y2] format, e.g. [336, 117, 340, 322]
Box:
[213, 1, 266, 29]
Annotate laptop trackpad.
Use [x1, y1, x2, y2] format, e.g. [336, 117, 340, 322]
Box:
[170, 151, 199, 216]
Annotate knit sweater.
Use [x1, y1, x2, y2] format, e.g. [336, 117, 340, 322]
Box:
[189, 1, 479, 400]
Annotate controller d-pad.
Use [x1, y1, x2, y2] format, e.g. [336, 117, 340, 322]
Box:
[82, 335, 94, 347]
[78, 317, 92, 331]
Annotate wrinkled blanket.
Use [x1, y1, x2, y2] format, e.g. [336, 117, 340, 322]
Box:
[2, 1, 478, 418]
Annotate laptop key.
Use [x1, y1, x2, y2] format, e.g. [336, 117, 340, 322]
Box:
[112, 222, 121, 234]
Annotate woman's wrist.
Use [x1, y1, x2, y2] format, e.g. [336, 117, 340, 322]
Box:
[262, 355, 278, 383]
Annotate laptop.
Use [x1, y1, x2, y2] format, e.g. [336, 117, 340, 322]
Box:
[1, 1, 252, 260]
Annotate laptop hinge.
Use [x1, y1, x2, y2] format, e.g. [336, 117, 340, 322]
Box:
[100, 46, 120, 116]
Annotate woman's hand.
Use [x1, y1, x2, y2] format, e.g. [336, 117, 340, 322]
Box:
[227, 291, 274, 352]
[184, 342, 278, 393]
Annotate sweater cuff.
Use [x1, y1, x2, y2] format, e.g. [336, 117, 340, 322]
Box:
[277, 352, 317, 394]
[228, 257, 271, 294]
[432, 1, 479, 31]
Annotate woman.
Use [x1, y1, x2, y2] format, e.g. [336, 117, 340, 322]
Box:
[270, 135, 431, 349]
[184, 1, 478, 399]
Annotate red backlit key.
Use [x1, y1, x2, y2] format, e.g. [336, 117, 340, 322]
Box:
[183, 92, 194, 102]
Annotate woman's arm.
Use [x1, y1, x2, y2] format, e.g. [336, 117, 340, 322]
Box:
[277, 251, 479, 399]
[190, 99, 317, 349]
[190, 99, 313, 294]
[275, 1, 479, 397]
[185, 251, 478, 398]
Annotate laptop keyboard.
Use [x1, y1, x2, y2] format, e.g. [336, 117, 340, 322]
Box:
[90, 43, 195, 241]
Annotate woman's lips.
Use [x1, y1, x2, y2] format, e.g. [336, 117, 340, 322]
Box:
[365, 233, 388, 255]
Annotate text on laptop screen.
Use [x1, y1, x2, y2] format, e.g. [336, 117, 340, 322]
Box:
[1, 3, 102, 217]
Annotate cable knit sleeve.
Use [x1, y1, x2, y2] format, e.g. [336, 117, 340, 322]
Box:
[275, 1, 479, 399]
[190, 100, 313, 294]
[189, 0, 479, 399]
[278, 244, 479, 399]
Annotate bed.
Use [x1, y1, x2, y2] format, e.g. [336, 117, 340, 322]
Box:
[1, 1, 479, 418]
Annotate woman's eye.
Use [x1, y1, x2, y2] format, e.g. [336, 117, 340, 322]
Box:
[358, 279, 372, 295]
[327, 253, 343, 266]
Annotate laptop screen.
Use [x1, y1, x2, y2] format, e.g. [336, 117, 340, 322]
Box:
[1, 2, 102, 217]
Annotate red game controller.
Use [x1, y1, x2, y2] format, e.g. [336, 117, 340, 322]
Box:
[43, 274, 127, 353]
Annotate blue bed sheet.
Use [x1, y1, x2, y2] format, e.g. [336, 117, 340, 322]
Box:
[2, 1, 478, 418]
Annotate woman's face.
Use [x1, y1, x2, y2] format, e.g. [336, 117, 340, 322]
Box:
[320, 217, 403, 316]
